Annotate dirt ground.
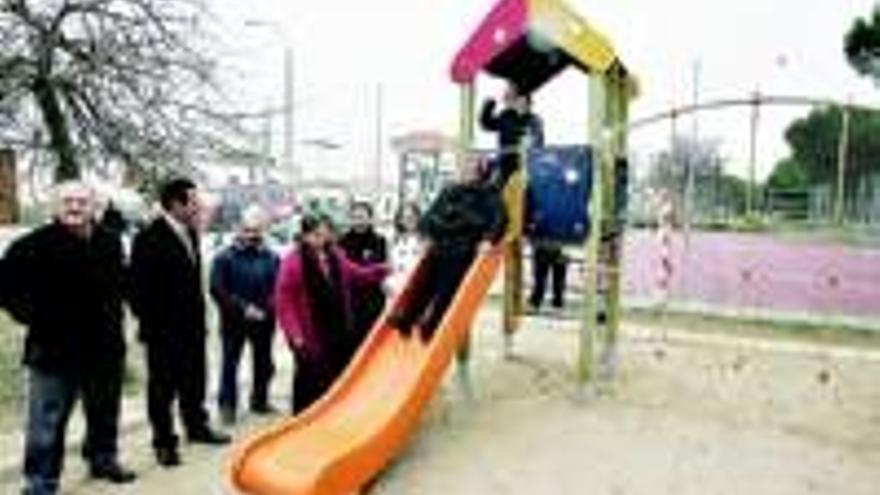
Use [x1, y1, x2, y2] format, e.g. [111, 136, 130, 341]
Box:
[2, 310, 879, 494]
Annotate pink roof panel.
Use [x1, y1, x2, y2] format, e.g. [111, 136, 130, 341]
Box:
[450, 0, 529, 83]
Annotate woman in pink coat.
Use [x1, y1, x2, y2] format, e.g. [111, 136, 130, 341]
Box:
[275, 213, 388, 413]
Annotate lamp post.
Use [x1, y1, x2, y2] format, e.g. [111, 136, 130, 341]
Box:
[747, 54, 790, 217]
[683, 58, 701, 239]
[283, 47, 296, 187]
[834, 99, 851, 224]
[242, 19, 296, 187]
[747, 88, 760, 216]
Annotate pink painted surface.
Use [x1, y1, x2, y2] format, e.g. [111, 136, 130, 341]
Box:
[621, 230, 880, 318]
[450, 0, 528, 83]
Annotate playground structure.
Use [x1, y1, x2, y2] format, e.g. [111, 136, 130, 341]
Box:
[225, 0, 637, 493]
[450, 0, 637, 382]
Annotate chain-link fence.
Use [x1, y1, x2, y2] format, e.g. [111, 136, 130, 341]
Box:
[620, 96, 880, 327]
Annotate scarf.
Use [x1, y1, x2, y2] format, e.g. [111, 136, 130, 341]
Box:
[299, 244, 350, 348]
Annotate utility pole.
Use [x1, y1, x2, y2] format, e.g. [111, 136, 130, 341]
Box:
[375, 83, 384, 193]
[747, 89, 760, 216]
[684, 59, 700, 239]
[283, 47, 296, 186]
[834, 101, 851, 224]
[262, 97, 273, 183]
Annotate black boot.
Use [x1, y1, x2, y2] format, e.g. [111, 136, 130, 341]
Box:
[90, 462, 137, 483]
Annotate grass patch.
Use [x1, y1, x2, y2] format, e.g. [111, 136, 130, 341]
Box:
[0, 314, 24, 429]
[624, 306, 880, 349]
[486, 293, 880, 349]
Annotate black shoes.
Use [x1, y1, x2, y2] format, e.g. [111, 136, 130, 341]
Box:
[388, 314, 411, 336]
[90, 462, 137, 483]
[418, 327, 436, 344]
[188, 427, 231, 445]
[394, 323, 434, 344]
[154, 427, 228, 469]
[155, 447, 181, 467]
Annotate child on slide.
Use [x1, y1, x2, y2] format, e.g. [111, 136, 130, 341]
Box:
[390, 153, 508, 342]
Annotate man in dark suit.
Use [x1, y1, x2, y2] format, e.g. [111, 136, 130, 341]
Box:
[130, 178, 229, 468]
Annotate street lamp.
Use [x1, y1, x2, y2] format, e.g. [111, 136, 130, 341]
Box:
[242, 19, 296, 187]
[747, 88, 759, 216]
[834, 98, 851, 224]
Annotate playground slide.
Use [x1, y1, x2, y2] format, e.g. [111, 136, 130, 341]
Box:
[226, 249, 503, 495]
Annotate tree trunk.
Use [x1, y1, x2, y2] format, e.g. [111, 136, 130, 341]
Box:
[0, 149, 19, 224]
[32, 77, 80, 181]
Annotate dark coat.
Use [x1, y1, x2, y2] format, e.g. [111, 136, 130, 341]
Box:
[338, 229, 388, 266]
[129, 216, 206, 344]
[419, 182, 508, 256]
[339, 228, 389, 339]
[100, 204, 128, 238]
[480, 99, 530, 150]
[1, 222, 126, 374]
[0, 256, 9, 310]
[209, 241, 279, 331]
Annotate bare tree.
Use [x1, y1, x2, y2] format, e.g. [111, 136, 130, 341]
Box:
[646, 136, 735, 220]
[0, 0, 234, 182]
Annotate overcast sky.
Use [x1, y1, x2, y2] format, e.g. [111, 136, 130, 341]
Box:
[212, 0, 878, 184]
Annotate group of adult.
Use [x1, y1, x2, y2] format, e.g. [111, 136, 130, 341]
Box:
[0, 179, 232, 494]
[0, 83, 564, 495]
[0, 176, 427, 494]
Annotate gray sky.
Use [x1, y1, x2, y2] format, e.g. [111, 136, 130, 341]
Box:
[213, 0, 878, 183]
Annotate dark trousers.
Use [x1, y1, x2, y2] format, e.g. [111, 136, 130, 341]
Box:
[350, 288, 385, 353]
[23, 365, 123, 495]
[290, 354, 336, 415]
[392, 248, 475, 339]
[218, 321, 275, 413]
[529, 245, 568, 309]
[145, 336, 209, 451]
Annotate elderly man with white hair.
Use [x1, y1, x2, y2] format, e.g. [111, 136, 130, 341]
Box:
[209, 204, 280, 424]
[1, 181, 135, 495]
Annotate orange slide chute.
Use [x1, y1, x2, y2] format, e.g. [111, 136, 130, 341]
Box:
[226, 250, 502, 495]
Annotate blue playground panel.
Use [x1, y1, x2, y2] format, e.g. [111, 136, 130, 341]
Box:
[525, 145, 593, 244]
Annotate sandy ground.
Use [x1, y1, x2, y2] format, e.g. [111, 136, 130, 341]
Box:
[2, 309, 879, 494]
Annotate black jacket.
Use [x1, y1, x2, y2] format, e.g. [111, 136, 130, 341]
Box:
[339, 229, 388, 266]
[2, 222, 126, 374]
[129, 216, 206, 343]
[480, 99, 530, 151]
[419, 182, 508, 256]
[0, 256, 9, 311]
[209, 242, 279, 331]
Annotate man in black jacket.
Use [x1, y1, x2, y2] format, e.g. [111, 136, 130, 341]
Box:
[210, 206, 280, 424]
[130, 178, 229, 468]
[2, 181, 135, 494]
[391, 154, 508, 342]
